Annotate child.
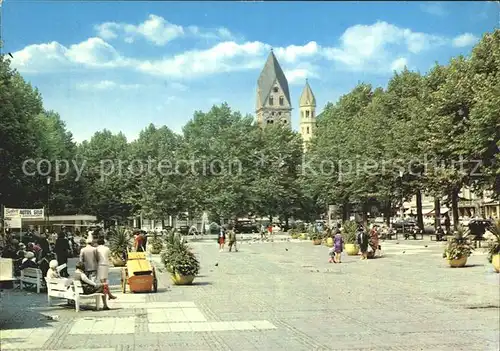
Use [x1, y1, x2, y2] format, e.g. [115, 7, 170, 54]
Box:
[328, 247, 335, 263]
[333, 231, 344, 263]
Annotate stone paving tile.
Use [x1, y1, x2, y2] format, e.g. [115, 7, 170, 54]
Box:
[1, 240, 499, 350]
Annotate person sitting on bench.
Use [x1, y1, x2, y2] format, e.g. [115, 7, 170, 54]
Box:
[73, 261, 110, 310]
[435, 226, 445, 241]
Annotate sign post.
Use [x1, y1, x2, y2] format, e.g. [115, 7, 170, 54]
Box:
[3, 207, 45, 242]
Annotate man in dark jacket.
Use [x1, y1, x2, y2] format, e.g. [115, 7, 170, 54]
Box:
[357, 225, 369, 260]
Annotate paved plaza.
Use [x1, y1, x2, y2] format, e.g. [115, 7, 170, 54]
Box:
[1, 238, 499, 350]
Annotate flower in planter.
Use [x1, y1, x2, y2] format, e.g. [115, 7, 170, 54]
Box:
[443, 226, 474, 260]
[485, 220, 500, 263]
[161, 230, 200, 277]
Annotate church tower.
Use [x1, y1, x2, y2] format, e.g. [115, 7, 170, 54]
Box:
[255, 50, 292, 128]
[299, 79, 316, 149]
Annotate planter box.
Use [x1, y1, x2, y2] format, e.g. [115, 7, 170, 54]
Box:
[345, 244, 359, 256]
[447, 256, 467, 268]
[170, 273, 195, 285]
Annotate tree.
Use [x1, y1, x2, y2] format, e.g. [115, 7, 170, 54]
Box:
[126, 124, 183, 222]
[0, 55, 43, 208]
[78, 130, 132, 223]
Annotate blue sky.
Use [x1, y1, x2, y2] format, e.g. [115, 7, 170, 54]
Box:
[4, 1, 498, 143]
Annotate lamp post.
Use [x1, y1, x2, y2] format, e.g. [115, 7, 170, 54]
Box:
[46, 176, 51, 231]
[399, 170, 405, 236]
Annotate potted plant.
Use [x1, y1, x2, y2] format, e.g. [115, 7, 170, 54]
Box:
[324, 229, 334, 247]
[485, 219, 500, 273]
[310, 232, 322, 245]
[149, 232, 163, 254]
[289, 228, 300, 239]
[161, 231, 200, 285]
[343, 220, 359, 256]
[109, 227, 131, 267]
[443, 226, 474, 268]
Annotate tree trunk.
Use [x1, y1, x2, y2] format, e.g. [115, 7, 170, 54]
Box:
[342, 202, 350, 222]
[451, 187, 460, 231]
[416, 190, 424, 230]
[362, 203, 368, 227]
[434, 197, 441, 231]
[385, 199, 391, 227]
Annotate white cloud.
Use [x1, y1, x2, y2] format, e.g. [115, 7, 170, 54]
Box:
[135, 41, 270, 78]
[11, 19, 473, 79]
[11, 37, 128, 73]
[420, 3, 447, 17]
[77, 80, 142, 90]
[322, 21, 447, 72]
[274, 41, 320, 63]
[452, 33, 480, 48]
[94, 15, 234, 46]
[390, 57, 408, 72]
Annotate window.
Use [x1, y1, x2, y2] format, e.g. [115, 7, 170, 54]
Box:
[311, 111, 314, 118]
[307, 127, 310, 134]
[278, 112, 282, 116]
[272, 112, 275, 116]
[301, 111, 304, 118]
[267, 119, 274, 124]
[279, 96, 284, 106]
[269, 96, 274, 106]
[282, 119, 287, 124]
[306, 110, 310, 118]
[273, 87, 279, 93]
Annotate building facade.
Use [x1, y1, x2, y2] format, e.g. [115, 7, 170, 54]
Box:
[256, 50, 317, 148]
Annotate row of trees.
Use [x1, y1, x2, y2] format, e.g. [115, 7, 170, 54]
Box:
[306, 30, 499, 229]
[1, 31, 498, 229]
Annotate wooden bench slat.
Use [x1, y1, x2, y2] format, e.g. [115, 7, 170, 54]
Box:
[46, 277, 104, 312]
[20, 268, 43, 293]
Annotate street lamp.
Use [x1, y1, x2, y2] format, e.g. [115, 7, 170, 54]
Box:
[399, 170, 405, 236]
[46, 176, 51, 231]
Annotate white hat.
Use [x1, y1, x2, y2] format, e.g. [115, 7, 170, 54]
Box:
[86, 237, 93, 244]
[49, 260, 58, 269]
[25, 251, 35, 259]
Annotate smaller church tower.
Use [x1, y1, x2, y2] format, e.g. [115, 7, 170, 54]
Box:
[299, 79, 316, 149]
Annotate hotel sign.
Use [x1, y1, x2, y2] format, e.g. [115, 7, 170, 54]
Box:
[4, 207, 45, 219]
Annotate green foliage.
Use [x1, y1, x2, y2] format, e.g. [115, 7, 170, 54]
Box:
[108, 227, 131, 256]
[161, 230, 200, 276]
[443, 226, 474, 260]
[342, 220, 358, 244]
[149, 232, 163, 252]
[486, 220, 500, 263]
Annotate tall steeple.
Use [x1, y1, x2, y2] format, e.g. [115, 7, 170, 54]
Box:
[299, 79, 316, 149]
[255, 50, 292, 128]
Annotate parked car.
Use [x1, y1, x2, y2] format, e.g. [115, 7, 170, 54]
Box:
[178, 225, 189, 235]
[234, 220, 258, 234]
[468, 219, 492, 240]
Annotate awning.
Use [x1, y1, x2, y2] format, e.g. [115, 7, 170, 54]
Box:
[424, 207, 450, 216]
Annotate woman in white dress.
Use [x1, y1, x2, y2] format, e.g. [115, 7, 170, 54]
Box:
[96, 237, 117, 300]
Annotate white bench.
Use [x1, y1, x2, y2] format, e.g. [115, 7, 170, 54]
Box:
[45, 278, 104, 312]
[20, 268, 43, 293]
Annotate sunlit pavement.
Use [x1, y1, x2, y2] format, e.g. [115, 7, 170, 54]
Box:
[1, 239, 499, 350]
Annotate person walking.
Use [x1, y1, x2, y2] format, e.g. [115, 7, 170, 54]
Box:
[333, 230, 344, 263]
[80, 237, 99, 282]
[96, 238, 117, 300]
[356, 225, 369, 260]
[369, 226, 380, 258]
[228, 228, 238, 252]
[54, 232, 70, 277]
[218, 226, 226, 252]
